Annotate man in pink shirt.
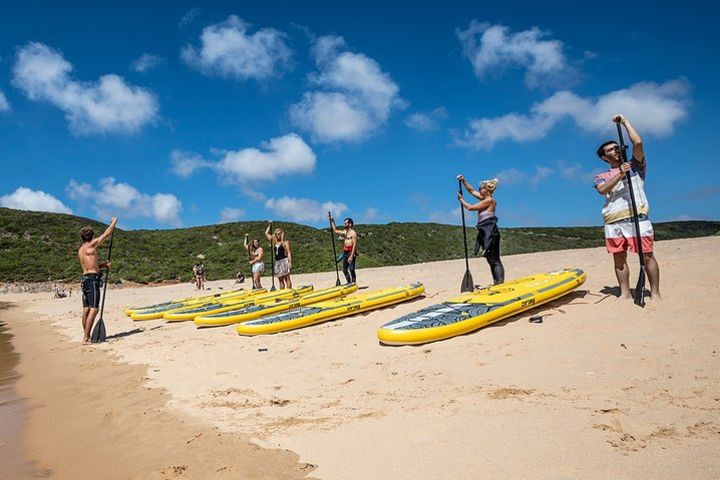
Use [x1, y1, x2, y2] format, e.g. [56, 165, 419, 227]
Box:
[594, 114, 660, 300]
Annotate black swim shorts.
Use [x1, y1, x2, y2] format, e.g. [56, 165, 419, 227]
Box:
[81, 273, 101, 308]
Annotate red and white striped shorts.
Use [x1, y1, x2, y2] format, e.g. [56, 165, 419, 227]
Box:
[604, 217, 654, 254]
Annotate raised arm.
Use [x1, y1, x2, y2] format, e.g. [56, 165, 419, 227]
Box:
[457, 174, 482, 200]
[614, 114, 644, 163]
[264, 222, 273, 242]
[329, 214, 344, 236]
[92, 217, 117, 247]
[243, 234, 249, 249]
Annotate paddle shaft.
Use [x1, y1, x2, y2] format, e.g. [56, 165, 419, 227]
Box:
[616, 123, 646, 267]
[328, 212, 341, 286]
[459, 181, 471, 273]
[458, 180, 474, 293]
[245, 235, 253, 261]
[269, 223, 276, 290]
[96, 231, 114, 326]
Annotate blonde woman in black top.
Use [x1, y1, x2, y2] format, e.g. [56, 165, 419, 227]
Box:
[265, 222, 292, 289]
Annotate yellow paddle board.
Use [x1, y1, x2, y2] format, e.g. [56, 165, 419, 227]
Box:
[125, 287, 254, 315]
[377, 269, 585, 345]
[161, 285, 314, 322]
[236, 283, 425, 335]
[128, 288, 262, 320]
[194, 284, 359, 327]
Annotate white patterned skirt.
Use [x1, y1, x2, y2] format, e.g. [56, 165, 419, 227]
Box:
[275, 258, 291, 277]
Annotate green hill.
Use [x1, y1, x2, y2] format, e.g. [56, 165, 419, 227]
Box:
[1, 207, 718, 283]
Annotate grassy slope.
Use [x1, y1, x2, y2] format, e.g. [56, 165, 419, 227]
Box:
[1, 207, 718, 283]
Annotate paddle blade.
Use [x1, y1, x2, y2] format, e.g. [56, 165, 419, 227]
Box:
[461, 269, 474, 293]
[633, 268, 646, 308]
[335, 277, 342, 286]
[91, 318, 107, 343]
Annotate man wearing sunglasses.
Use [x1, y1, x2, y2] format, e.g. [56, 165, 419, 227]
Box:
[594, 114, 661, 300]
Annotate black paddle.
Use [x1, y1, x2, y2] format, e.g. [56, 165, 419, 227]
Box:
[268, 221, 276, 291]
[458, 180, 474, 293]
[328, 212, 341, 286]
[91, 230, 114, 343]
[245, 234, 254, 287]
[616, 121, 646, 307]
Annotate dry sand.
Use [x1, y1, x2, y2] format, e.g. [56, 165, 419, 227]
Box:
[2, 236, 719, 479]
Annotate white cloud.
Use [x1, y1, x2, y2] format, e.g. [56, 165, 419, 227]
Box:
[265, 196, 348, 224]
[492, 162, 600, 187]
[495, 166, 552, 186]
[219, 207, 246, 223]
[428, 207, 461, 225]
[152, 194, 183, 225]
[359, 207, 380, 224]
[170, 150, 210, 178]
[671, 213, 711, 221]
[131, 53, 165, 73]
[0, 89, 10, 112]
[179, 8, 201, 29]
[457, 21, 575, 88]
[67, 177, 182, 226]
[170, 133, 316, 185]
[216, 133, 315, 182]
[556, 161, 602, 185]
[290, 35, 401, 143]
[66, 179, 93, 200]
[1, 187, 72, 214]
[405, 107, 447, 132]
[181, 15, 291, 80]
[12, 42, 158, 135]
[457, 79, 690, 149]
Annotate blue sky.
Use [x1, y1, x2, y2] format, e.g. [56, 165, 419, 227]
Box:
[0, 1, 718, 229]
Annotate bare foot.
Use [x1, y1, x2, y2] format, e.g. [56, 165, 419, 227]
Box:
[650, 291, 662, 301]
[82, 338, 92, 345]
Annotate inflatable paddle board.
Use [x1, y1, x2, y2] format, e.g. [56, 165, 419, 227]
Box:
[125, 288, 252, 316]
[161, 285, 314, 322]
[129, 289, 263, 320]
[377, 269, 586, 345]
[194, 284, 359, 327]
[236, 283, 425, 335]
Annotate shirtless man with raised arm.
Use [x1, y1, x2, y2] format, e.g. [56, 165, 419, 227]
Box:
[78, 217, 117, 344]
[330, 214, 358, 284]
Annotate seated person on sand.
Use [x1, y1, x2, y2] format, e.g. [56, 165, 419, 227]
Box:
[53, 284, 67, 298]
[244, 234, 264, 290]
[77, 217, 117, 345]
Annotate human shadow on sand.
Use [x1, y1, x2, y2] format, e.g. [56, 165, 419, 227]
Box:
[106, 328, 145, 341]
[600, 285, 650, 299]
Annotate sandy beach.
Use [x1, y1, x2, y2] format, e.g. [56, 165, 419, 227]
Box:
[2, 236, 719, 479]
